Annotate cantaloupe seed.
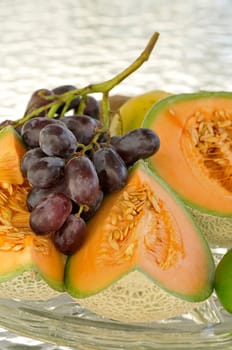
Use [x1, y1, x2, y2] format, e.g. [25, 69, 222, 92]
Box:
[97, 183, 184, 269]
[77, 271, 200, 322]
[185, 108, 232, 247]
[185, 108, 232, 192]
[0, 181, 64, 299]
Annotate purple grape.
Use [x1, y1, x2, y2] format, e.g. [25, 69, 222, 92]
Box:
[81, 190, 104, 221]
[52, 215, 87, 255]
[110, 128, 160, 166]
[92, 147, 128, 192]
[27, 156, 65, 188]
[30, 193, 72, 235]
[63, 115, 102, 145]
[20, 147, 46, 177]
[81, 95, 100, 119]
[26, 180, 67, 211]
[65, 155, 99, 205]
[52, 85, 81, 115]
[21, 117, 61, 148]
[39, 123, 77, 158]
[23, 88, 54, 117]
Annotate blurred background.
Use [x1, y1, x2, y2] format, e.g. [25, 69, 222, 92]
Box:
[0, 0, 231, 348]
[0, 0, 232, 121]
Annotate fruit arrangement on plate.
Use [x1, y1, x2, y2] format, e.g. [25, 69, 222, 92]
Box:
[0, 32, 231, 324]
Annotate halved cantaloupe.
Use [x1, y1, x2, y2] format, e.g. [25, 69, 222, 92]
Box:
[65, 161, 214, 322]
[0, 126, 26, 184]
[0, 127, 65, 299]
[0, 180, 66, 299]
[143, 91, 232, 248]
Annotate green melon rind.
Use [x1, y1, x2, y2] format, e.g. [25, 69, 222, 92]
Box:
[74, 270, 201, 322]
[186, 206, 232, 248]
[66, 263, 213, 303]
[0, 272, 61, 300]
[143, 91, 232, 247]
[144, 91, 232, 123]
[144, 162, 215, 301]
[0, 263, 64, 299]
[65, 161, 215, 306]
[0, 270, 61, 300]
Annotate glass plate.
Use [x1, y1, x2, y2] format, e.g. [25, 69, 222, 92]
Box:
[0, 0, 232, 348]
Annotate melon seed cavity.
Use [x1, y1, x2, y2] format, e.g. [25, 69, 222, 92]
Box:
[186, 108, 232, 192]
[97, 182, 184, 268]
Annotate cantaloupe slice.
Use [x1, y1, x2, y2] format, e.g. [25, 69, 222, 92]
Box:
[0, 126, 26, 185]
[65, 161, 214, 322]
[0, 180, 65, 299]
[143, 91, 232, 248]
[0, 236, 65, 299]
[0, 126, 65, 299]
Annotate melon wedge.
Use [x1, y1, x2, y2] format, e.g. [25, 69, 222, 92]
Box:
[0, 181, 66, 299]
[0, 235, 65, 299]
[0, 126, 26, 185]
[143, 91, 232, 248]
[65, 161, 214, 322]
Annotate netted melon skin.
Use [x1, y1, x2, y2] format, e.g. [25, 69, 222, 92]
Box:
[75, 271, 199, 323]
[0, 270, 61, 300]
[187, 206, 232, 248]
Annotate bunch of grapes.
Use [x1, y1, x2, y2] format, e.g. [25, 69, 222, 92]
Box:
[18, 86, 160, 256]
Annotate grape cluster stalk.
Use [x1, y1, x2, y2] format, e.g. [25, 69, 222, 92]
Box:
[4, 32, 161, 255]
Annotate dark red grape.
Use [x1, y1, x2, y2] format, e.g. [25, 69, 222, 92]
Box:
[53, 215, 87, 255]
[20, 147, 46, 177]
[27, 187, 53, 212]
[21, 117, 61, 148]
[110, 128, 160, 166]
[52, 85, 81, 115]
[39, 123, 77, 158]
[81, 95, 100, 119]
[27, 156, 65, 188]
[30, 193, 72, 235]
[65, 155, 99, 205]
[26, 181, 67, 211]
[81, 190, 104, 221]
[92, 147, 128, 192]
[23, 89, 54, 117]
[63, 115, 102, 145]
[52, 84, 77, 95]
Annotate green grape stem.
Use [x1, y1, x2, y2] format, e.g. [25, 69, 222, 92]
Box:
[7, 31, 159, 130]
[75, 204, 87, 218]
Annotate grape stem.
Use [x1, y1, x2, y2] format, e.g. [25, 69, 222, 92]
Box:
[75, 204, 87, 217]
[9, 31, 160, 130]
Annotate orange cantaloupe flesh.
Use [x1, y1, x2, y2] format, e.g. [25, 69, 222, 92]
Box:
[0, 236, 65, 290]
[65, 162, 214, 301]
[32, 236, 66, 289]
[0, 157, 66, 292]
[0, 126, 26, 184]
[144, 92, 232, 215]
